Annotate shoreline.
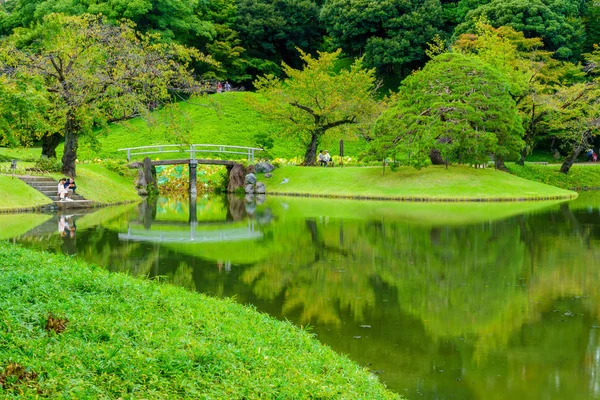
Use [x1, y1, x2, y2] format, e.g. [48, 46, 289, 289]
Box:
[267, 191, 578, 202]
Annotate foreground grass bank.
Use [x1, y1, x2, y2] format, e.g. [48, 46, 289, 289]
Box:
[507, 163, 600, 190]
[0, 243, 399, 398]
[265, 165, 576, 201]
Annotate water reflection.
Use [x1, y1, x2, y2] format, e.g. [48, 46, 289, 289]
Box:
[5, 193, 600, 399]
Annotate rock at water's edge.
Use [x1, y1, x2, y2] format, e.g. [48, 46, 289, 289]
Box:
[227, 164, 246, 193]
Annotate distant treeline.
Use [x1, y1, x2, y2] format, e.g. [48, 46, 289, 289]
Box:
[1, 0, 599, 85]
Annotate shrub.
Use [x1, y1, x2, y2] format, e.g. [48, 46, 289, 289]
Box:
[34, 157, 62, 172]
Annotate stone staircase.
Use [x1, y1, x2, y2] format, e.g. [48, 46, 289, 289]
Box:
[19, 176, 95, 209]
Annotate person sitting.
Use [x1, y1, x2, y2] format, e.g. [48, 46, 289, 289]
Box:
[318, 150, 327, 166]
[57, 178, 73, 201]
[64, 178, 76, 196]
[323, 150, 332, 167]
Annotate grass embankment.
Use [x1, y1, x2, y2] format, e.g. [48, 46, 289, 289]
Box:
[507, 163, 600, 190]
[0, 243, 399, 399]
[0, 164, 138, 212]
[52, 164, 139, 204]
[0, 176, 51, 211]
[265, 165, 576, 201]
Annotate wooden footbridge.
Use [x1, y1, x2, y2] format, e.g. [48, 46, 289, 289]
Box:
[119, 144, 263, 194]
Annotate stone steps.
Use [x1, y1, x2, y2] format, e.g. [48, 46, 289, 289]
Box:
[18, 176, 91, 207]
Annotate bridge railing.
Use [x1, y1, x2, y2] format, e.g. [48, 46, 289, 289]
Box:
[118, 144, 263, 162]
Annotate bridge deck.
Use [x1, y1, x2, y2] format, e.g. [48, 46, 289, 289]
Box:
[128, 158, 236, 168]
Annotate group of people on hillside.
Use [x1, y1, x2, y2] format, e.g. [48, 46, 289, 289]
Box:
[586, 148, 598, 162]
[57, 177, 76, 201]
[317, 150, 332, 167]
[216, 81, 232, 93]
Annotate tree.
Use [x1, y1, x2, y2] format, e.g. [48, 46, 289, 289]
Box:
[0, 13, 208, 176]
[235, 0, 324, 79]
[455, 0, 585, 60]
[453, 21, 576, 166]
[0, 0, 216, 45]
[253, 49, 381, 165]
[320, 0, 446, 76]
[372, 52, 524, 170]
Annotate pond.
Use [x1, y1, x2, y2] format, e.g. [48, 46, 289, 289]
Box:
[2, 192, 600, 399]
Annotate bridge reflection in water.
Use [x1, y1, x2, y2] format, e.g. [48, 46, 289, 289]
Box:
[118, 220, 261, 243]
[119, 193, 263, 244]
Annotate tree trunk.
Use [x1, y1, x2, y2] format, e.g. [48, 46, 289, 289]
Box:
[516, 146, 527, 166]
[41, 133, 62, 159]
[560, 143, 586, 174]
[429, 149, 444, 165]
[61, 115, 79, 177]
[560, 130, 591, 174]
[494, 155, 509, 172]
[303, 132, 319, 165]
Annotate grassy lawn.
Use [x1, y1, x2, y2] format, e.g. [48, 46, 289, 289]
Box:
[0, 176, 52, 211]
[264, 165, 576, 200]
[52, 164, 139, 204]
[507, 163, 600, 190]
[0, 243, 399, 399]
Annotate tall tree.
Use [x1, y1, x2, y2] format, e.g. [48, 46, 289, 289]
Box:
[253, 49, 381, 165]
[553, 48, 600, 173]
[235, 0, 324, 78]
[372, 52, 524, 170]
[320, 0, 446, 76]
[0, 0, 216, 44]
[0, 14, 208, 176]
[453, 22, 578, 165]
[455, 0, 585, 60]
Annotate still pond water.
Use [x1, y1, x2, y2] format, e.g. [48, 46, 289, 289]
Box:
[2, 193, 600, 399]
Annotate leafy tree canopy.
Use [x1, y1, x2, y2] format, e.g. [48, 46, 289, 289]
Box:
[0, 0, 216, 44]
[0, 13, 208, 176]
[320, 0, 446, 75]
[455, 0, 585, 60]
[253, 49, 382, 165]
[372, 52, 524, 168]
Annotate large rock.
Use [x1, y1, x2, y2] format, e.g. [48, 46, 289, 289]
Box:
[227, 163, 245, 193]
[135, 157, 157, 196]
[256, 182, 266, 194]
[245, 184, 255, 194]
[255, 162, 275, 173]
[245, 173, 257, 185]
[246, 164, 256, 174]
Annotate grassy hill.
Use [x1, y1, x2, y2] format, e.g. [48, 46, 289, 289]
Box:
[75, 92, 369, 161]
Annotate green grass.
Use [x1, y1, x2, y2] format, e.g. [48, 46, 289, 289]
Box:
[0, 242, 399, 399]
[264, 165, 577, 200]
[52, 164, 139, 204]
[507, 163, 600, 190]
[0, 176, 52, 211]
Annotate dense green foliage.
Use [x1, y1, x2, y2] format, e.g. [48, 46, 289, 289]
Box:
[373, 52, 523, 169]
[0, 242, 399, 398]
